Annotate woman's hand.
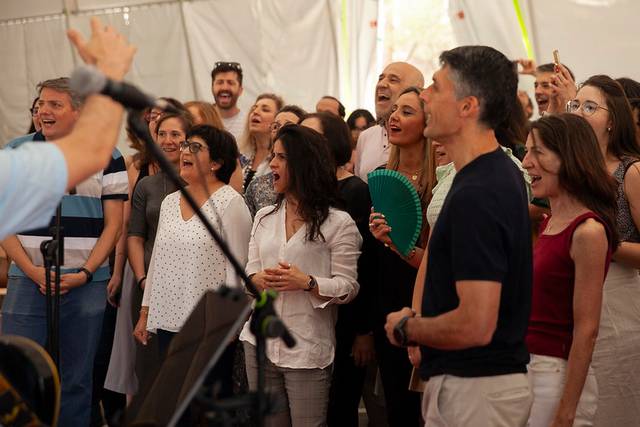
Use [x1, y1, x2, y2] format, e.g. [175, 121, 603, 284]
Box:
[352, 334, 375, 367]
[134, 310, 149, 345]
[369, 209, 393, 246]
[250, 271, 270, 292]
[263, 262, 309, 292]
[107, 274, 122, 307]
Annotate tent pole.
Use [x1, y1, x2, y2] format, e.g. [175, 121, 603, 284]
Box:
[63, 0, 78, 67]
[178, 0, 199, 100]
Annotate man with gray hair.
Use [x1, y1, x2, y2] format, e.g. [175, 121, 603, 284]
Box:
[1, 74, 129, 425]
[386, 46, 533, 426]
[354, 62, 424, 183]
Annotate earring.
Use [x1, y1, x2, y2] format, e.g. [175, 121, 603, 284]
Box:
[607, 127, 612, 132]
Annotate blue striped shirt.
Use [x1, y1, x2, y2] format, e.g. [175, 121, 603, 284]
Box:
[5, 133, 128, 281]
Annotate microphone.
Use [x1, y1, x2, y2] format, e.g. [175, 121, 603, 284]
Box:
[70, 65, 177, 112]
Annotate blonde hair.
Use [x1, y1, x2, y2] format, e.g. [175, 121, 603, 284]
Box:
[386, 87, 436, 246]
[184, 101, 224, 130]
[386, 139, 435, 208]
[238, 93, 284, 155]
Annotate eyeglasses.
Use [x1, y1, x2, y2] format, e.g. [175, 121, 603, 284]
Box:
[270, 121, 295, 132]
[566, 99, 609, 116]
[145, 111, 162, 123]
[214, 61, 242, 72]
[180, 140, 209, 154]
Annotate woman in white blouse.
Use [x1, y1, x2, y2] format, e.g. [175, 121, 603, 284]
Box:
[239, 124, 362, 426]
[134, 125, 252, 356]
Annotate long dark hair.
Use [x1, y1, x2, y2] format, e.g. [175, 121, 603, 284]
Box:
[581, 75, 640, 159]
[531, 113, 618, 249]
[495, 92, 528, 151]
[303, 111, 353, 167]
[264, 125, 338, 241]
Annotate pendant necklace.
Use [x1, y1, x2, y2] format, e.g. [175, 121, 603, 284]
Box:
[398, 167, 423, 181]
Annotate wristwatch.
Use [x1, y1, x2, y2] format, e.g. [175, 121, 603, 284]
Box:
[79, 267, 93, 284]
[304, 275, 318, 292]
[393, 315, 415, 347]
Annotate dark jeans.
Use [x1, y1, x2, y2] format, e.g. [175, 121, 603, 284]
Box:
[2, 277, 107, 427]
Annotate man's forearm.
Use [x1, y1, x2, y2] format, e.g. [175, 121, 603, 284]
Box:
[406, 307, 494, 350]
[84, 221, 121, 274]
[1, 236, 34, 274]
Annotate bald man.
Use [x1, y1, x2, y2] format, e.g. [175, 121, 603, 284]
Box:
[354, 62, 424, 182]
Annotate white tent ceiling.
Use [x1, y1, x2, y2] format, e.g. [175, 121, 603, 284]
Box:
[450, 0, 640, 116]
[1, 0, 639, 149]
[0, 0, 378, 152]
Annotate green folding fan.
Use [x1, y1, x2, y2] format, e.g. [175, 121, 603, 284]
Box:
[367, 169, 423, 256]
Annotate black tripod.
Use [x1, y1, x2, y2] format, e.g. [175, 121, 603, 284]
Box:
[39, 204, 64, 370]
[127, 110, 296, 427]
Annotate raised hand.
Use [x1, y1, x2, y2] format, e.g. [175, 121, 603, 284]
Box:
[67, 16, 136, 80]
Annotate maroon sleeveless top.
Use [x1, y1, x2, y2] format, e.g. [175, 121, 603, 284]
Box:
[526, 212, 612, 359]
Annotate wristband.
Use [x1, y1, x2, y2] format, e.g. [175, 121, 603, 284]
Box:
[79, 267, 93, 284]
[393, 315, 416, 347]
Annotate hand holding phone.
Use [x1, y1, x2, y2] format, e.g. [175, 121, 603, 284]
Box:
[553, 49, 560, 73]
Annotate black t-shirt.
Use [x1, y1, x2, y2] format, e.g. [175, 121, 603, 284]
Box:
[419, 147, 532, 380]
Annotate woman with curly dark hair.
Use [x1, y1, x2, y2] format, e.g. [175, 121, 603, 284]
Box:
[239, 125, 361, 426]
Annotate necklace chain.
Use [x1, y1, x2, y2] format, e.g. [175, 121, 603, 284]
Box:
[397, 167, 423, 181]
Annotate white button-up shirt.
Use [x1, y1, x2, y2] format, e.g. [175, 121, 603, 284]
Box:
[239, 203, 362, 369]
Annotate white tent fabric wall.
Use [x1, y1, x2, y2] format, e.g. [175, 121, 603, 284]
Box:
[0, 16, 75, 145]
[448, 0, 530, 59]
[344, 0, 379, 114]
[448, 0, 640, 117]
[448, 0, 538, 114]
[184, 0, 341, 117]
[0, 0, 378, 154]
[527, 0, 640, 84]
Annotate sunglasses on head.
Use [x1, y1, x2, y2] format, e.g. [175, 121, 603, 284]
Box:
[214, 61, 242, 72]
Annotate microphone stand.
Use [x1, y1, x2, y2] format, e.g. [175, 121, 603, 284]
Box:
[128, 110, 295, 427]
[40, 204, 64, 369]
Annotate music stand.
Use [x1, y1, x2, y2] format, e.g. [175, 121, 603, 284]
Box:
[125, 288, 250, 426]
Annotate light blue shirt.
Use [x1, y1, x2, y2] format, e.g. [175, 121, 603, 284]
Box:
[0, 142, 68, 240]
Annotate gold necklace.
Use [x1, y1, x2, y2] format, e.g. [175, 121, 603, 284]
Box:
[397, 168, 423, 181]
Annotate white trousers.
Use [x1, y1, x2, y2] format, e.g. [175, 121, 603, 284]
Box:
[527, 354, 598, 427]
